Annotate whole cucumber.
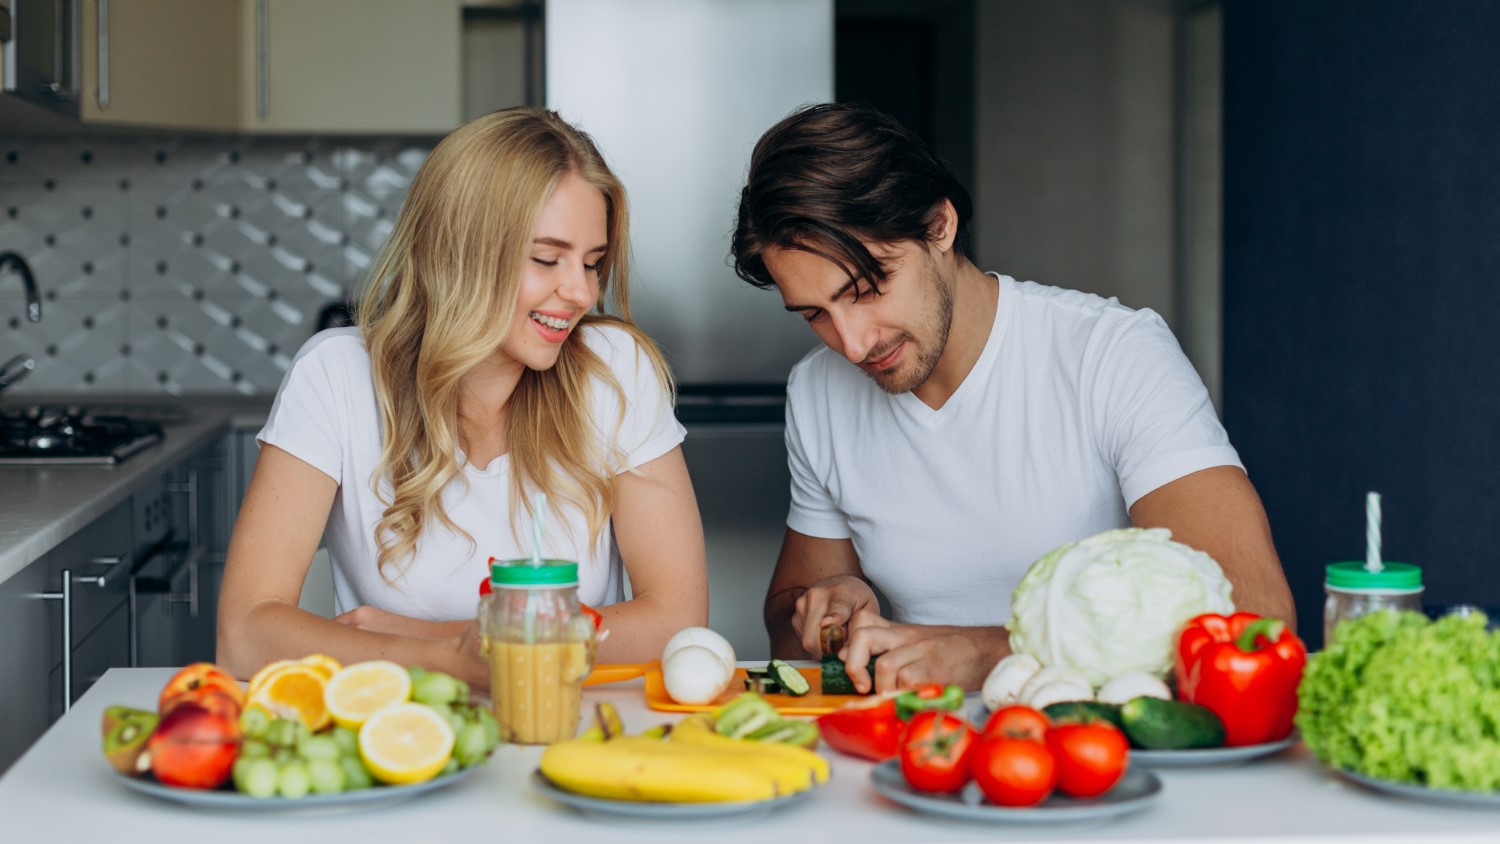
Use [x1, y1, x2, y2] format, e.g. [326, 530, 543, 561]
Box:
[1120, 697, 1226, 750]
[1042, 700, 1125, 730]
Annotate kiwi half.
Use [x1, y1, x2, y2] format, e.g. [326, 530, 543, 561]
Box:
[102, 711, 159, 776]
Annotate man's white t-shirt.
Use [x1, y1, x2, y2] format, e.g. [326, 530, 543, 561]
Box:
[258, 324, 685, 621]
[784, 273, 1243, 626]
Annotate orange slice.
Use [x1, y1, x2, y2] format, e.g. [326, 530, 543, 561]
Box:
[248, 664, 331, 731]
[324, 660, 412, 731]
[358, 702, 454, 785]
[300, 653, 343, 681]
[247, 660, 299, 697]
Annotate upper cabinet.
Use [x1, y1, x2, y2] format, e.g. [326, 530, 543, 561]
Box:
[79, 0, 240, 130]
[238, 0, 462, 134]
[4, 0, 469, 134]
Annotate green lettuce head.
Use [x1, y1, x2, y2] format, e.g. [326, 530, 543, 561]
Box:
[1005, 528, 1235, 686]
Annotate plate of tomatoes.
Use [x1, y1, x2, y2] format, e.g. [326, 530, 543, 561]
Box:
[869, 707, 1162, 823]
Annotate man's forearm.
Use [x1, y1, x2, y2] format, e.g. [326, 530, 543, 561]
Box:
[764, 587, 811, 659]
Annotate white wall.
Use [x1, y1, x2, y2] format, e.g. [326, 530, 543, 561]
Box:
[973, 0, 1177, 324]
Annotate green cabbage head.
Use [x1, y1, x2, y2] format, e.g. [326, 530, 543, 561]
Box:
[1006, 528, 1234, 686]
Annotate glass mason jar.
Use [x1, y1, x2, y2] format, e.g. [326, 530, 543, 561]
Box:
[478, 559, 596, 744]
[1323, 561, 1424, 647]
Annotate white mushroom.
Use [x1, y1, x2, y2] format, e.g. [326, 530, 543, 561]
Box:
[1096, 671, 1173, 705]
[1020, 666, 1095, 709]
[981, 654, 1042, 712]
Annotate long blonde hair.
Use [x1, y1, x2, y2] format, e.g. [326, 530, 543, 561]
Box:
[356, 107, 673, 583]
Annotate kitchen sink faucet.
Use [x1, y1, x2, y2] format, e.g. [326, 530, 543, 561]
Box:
[0, 251, 42, 395]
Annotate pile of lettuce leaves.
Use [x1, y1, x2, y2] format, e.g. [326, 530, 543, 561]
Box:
[1298, 610, 1500, 790]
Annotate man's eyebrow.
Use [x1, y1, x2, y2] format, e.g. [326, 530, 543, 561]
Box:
[533, 236, 608, 254]
[783, 278, 860, 312]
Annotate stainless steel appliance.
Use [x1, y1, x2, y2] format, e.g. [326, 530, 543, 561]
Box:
[0, 406, 164, 466]
[546, 0, 833, 659]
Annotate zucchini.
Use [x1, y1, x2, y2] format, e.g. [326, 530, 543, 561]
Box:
[820, 654, 877, 696]
[1042, 700, 1125, 730]
[1119, 696, 1226, 750]
[769, 659, 810, 696]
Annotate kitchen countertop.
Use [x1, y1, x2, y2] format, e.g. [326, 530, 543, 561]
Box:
[2, 666, 1497, 843]
[0, 398, 272, 583]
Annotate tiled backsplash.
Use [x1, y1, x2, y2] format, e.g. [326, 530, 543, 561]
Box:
[0, 136, 434, 396]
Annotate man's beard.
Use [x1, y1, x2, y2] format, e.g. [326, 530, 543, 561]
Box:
[866, 257, 954, 395]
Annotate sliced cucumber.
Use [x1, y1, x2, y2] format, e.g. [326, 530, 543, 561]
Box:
[769, 659, 811, 696]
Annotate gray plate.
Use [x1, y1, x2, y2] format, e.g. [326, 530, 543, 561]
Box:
[970, 703, 1297, 768]
[111, 764, 481, 813]
[531, 770, 815, 819]
[1131, 735, 1297, 768]
[869, 759, 1161, 824]
[1335, 768, 1500, 808]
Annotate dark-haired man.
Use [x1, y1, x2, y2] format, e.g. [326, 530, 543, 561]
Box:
[732, 102, 1295, 693]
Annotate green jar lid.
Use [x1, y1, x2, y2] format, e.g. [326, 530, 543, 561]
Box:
[490, 559, 578, 587]
[1325, 561, 1423, 589]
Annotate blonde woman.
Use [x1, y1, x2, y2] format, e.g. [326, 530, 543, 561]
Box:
[217, 108, 709, 687]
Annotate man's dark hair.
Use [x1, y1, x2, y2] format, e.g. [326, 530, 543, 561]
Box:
[731, 102, 973, 290]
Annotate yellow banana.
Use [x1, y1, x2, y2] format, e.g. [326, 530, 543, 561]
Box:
[540, 736, 783, 803]
[670, 713, 831, 785]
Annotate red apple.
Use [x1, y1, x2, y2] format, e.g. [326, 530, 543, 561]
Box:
[161, 688, 242, 722]
[148, 700, 241, 789]
[159, 663, 245, 714]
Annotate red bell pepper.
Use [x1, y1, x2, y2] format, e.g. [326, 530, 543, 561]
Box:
[1174, 612, 1307, 747]
[816, 683, 965, 761]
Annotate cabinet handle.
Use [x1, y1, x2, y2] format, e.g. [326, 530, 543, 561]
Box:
[167, 469, 199, 549]
[256, 0, 269, 119]
[77, 552, 131, 589]
[96, 0, 108, 109]
[38, 569, 91, 714]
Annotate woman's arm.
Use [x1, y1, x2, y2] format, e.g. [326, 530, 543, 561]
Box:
[215, 445, 486, 685]
[596, 445, 709, 662]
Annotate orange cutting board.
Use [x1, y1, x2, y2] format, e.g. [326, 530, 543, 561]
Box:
[583, 664, 649, 687]
[641, 660, 865, 715]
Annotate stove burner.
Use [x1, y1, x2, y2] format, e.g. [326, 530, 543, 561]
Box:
[0, 406, 166, 466]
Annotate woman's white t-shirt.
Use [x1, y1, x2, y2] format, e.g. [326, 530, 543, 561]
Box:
[258, 324, 685, 621]
[784, 274, 1244, 627]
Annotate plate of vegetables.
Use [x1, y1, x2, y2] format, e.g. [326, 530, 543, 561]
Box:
[868, 706, 1162, 824]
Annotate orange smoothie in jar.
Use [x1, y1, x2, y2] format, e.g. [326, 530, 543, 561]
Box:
[489, 640, 590, 744]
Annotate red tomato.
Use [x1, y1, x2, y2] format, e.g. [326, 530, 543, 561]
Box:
[1045, 723, 1129, 798]
[970, 737, 1057, 807]
[898, 710, 977, 794]
[981, 705, 1050, 743]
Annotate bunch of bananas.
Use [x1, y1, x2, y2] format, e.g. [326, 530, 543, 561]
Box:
[539, 696, 829, 803]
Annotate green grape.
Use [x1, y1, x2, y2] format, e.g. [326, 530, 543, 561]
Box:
[454, 722, 491, 768]
[239, 706, 271, 739]
[265, 718, 298, 748]
[285, 720, 311, 749]
[475, 707, 500, 750]
[442, 706, 466, 737]
[238, 758, 280, 799]
[453, 678, 470, 701]
[272, 746, 296, 765]
[298, 734, 341, 762]
[441, 757, 460, 777]
[339, 755, 374, 790]
[330, 726, 359, 756]
[278, 760, 311, 800]
[407, 664, 428, 682]
[232, 756, 255, 786]
[239, 738, 271, 759]
[306, 758, 346, 794]
[411, 672, 461, 707]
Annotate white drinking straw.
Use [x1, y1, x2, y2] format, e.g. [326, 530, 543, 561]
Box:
[1365, 491, 1383, 573]
[530, 492, 547, 567]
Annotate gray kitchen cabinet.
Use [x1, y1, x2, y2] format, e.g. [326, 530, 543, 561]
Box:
[0, 432, 237, 775]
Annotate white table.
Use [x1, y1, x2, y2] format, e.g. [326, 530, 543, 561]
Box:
[1, 667, 1496, 843]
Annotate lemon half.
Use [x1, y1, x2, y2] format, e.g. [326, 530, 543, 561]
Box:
[359, 702, 455, 786]
[324, 660, 412, 731]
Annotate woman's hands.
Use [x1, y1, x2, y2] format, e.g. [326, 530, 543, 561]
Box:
[334, 607, 488, 689]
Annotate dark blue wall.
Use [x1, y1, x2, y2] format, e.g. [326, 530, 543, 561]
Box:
[1223, 0, 1500, 647]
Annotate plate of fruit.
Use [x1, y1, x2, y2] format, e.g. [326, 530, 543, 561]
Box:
[102, 657, 501, 811]
[533, 694, 828, 819]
